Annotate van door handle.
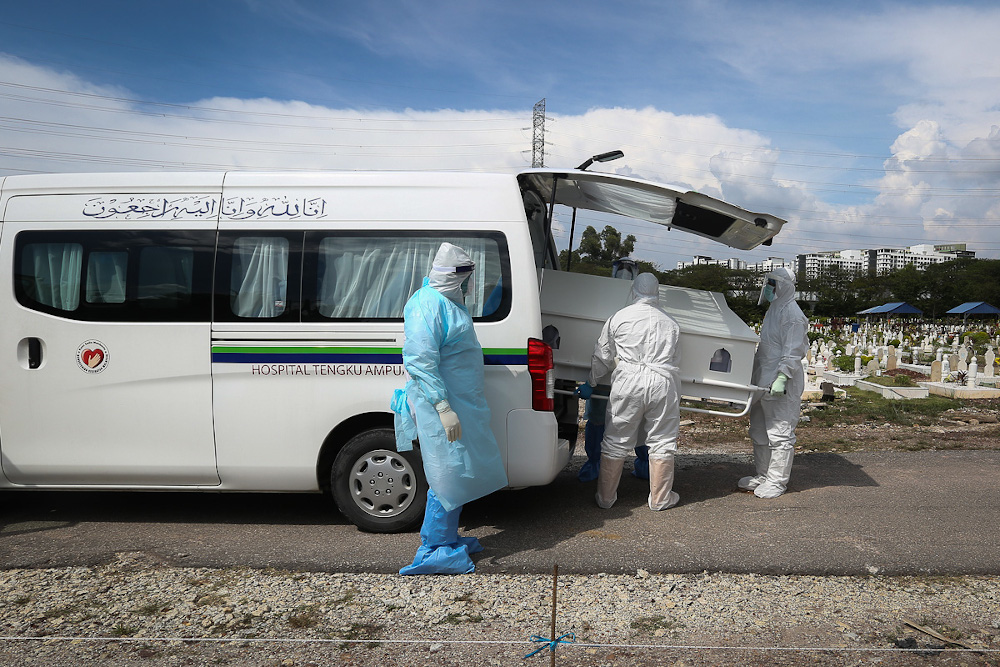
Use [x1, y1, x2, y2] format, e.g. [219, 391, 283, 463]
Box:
[27, 337, 41, 369]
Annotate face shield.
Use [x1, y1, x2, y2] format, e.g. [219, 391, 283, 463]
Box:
[758, 276, 777, 306]
[428, 243, 475, 304]
[612, 258, 637, 281]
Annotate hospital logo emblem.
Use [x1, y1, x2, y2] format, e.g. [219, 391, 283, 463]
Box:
[77, 340, 110, 374]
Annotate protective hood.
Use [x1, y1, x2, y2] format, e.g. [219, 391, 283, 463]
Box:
[428, 242, 475, 303]
[760, 267, 796, 308]
[628, 272, 660, 306]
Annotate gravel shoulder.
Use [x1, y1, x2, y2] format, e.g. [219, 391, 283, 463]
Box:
[1, 552, 998, 666]
[3, 392, 1000, 665]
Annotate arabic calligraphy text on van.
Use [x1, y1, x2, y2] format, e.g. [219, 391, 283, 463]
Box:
[81, 195, 329, 220]
[222, 196, 327, 220]
[82, 196, 219, 220]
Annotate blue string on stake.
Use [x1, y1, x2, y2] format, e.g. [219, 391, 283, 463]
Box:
[524, 632, 576, 659]
[524, 563, 574, 662]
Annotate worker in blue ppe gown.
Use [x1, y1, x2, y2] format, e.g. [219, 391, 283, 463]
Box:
[738, 267, 808, 498]
[393, 243, 508, 575]
[577, 273, 681, 510]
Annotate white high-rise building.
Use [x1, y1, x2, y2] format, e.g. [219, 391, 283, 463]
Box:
[796, 244, 974, 279]
[746, 257, 796, 274]
[675, 256, 746, 270]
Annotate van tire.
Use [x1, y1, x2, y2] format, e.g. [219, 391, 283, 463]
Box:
[331, 428, 427, 533]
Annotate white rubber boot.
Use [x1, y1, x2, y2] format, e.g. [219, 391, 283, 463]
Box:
[595, 456, 625, 509]
[647, 455, 679, 511]
[738, 444, 772, 491]
[754, 448, 794, 498]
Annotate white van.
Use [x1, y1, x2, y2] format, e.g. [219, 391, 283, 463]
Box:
[0, 170, 784, 532]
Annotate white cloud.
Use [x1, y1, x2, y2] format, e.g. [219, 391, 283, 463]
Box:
[2, 46, 997, 272]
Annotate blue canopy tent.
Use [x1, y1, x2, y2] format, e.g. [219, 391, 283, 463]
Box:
[945, 302, 1000, 322]
[857, 302, 923, 318]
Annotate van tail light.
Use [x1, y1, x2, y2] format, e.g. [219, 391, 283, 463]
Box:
[527, 337, 554, 411]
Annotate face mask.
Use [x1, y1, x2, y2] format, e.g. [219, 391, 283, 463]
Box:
[763, 284, 776, 302]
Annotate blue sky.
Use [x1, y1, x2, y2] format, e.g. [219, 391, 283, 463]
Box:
[1, 0, 999, 271]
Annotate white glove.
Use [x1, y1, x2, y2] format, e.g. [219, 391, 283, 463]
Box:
[435, 401, 462, 442]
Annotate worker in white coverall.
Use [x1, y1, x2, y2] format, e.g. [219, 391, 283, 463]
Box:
[576, 272, 682, 510]
[738, 267, 809, 499]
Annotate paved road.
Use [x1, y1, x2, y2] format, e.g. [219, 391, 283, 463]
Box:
[1, 450, 998, 576]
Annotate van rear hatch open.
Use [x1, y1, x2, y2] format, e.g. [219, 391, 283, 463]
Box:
[519, 169, 788, 416]
[517, 169, 785, 252]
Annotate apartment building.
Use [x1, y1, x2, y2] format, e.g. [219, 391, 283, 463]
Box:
[796, 244, 974, 279]
[675, 256, 794, 272]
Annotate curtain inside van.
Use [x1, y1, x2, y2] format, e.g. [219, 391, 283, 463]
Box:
[86, 251, 127, 304]
[231, 237, 289, 318]
[22, 242, 83, 311]
[316, 236, 495, 318]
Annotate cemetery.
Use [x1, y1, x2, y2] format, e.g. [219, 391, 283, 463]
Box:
[678, 317, 1000, 456]
[798, 319, 1000, 400]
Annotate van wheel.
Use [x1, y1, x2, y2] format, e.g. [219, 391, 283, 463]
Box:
[331, 428, 426, 533]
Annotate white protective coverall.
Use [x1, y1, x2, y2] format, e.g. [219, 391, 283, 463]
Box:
[588, 272, 681, 511]
[740, 267, 809, 498]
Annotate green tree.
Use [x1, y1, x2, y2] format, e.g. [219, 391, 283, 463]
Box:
[811, 265, 863, 317]
[578, 225, 636, 264]
[884, 264, 924, 305]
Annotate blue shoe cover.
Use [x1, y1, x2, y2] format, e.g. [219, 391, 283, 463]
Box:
[631, 445, 650, 479]
[399, 488, 478, 575]
[458, 535, 483, 554]
[578, 421, 604, 482]
[399, 543, 475, 575]
[577, 460, 600, 482]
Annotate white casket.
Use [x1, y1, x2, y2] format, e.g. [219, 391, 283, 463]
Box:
[539, 269, 762, 415]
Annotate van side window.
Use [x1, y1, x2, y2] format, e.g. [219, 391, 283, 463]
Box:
[20, 242, 83, 311]
[302, 232, 511, 321]
[522, 189, 550, 269]
[14, 231, 213, 321]
[86, 251, 128, 304]
[138, 247, 195, 309]
[214, 232, 302, 322]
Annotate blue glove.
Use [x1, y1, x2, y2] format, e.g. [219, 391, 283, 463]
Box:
[574, 383, 594, 399]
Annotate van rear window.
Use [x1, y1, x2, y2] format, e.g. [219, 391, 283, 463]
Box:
[14, 231, 214, 322]
[20, 242, 83, 311]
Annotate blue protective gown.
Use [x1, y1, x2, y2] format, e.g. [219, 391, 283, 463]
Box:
[393, 280, 508, 575]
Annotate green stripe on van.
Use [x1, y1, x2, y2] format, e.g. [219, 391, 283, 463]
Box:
[210, 346, 526, 355]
